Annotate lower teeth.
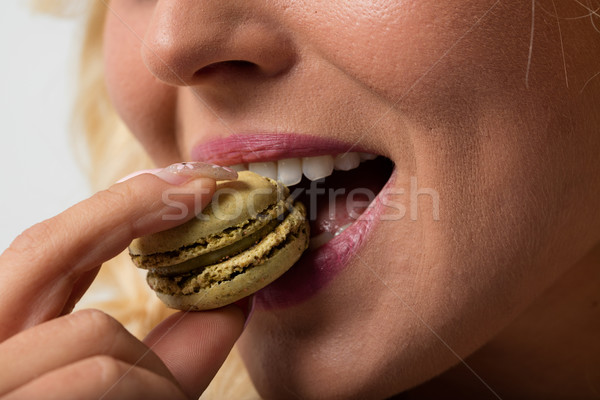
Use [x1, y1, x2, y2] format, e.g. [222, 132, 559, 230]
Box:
[334, 223, 352, 236]
[308, 223, 353, 251]
[309, 231, 335, 251]
[295, 157, 394, 252]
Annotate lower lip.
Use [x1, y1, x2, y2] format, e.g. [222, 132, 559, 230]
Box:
[255, 168, 397, 309]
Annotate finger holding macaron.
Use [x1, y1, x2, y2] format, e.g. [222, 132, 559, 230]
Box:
[0, 162, 245, 399]
[0, 162, 236, 337]
[130, 170, 310, 312]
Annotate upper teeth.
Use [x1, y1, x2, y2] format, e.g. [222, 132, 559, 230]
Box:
[231, 152, 377, 186]
[333, 152, 360, 171]
[302, 155, 334, 181]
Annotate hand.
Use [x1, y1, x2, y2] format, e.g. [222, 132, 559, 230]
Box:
[0, 170, 244, 399]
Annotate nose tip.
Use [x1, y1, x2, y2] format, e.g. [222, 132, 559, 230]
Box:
[141, 2, 295, 86]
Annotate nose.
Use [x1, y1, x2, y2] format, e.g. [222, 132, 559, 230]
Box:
[141, 0, 296, 86]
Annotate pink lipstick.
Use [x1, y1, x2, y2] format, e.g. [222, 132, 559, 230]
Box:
[191, 133, 394, 309]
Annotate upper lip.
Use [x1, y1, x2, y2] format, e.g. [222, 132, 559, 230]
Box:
[190, 133, 376, 165]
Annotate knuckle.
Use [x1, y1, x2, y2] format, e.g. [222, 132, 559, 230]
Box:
[84, 356, 186, 400]
[95, 184, 135, 209]
[3, 220, 55, 262]
[70, 309, 123, 339]
[91, 186, 139, 237]
[87, 355, 127, 384]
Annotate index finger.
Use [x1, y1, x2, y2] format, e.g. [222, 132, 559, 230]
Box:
[0, 163, 236, 339]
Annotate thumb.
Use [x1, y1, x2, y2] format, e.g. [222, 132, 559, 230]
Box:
[144, 306, 245, 399]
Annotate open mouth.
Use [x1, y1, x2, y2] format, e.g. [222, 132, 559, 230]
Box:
[192, 134, 396, 306]
[226, 153, 395, 252]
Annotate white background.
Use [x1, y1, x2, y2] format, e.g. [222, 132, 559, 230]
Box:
[0, 1, 90, 251]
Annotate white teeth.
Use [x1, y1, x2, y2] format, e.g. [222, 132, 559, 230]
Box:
[359, 152, 378, 161]
[309, 231, 335, 251]
[230, 153, 367, 184]
[248, 162, 278, 180]
[277, 158, 303, 186]
[334, 152, 361, 171]
[230, 163, 247, 172]
[334, 223, 352, 236]
[309, 223, 353, 251]
[302, 155, 334, 181]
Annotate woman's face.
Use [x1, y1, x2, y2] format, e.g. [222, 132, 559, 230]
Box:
[104, 0, 600, 397]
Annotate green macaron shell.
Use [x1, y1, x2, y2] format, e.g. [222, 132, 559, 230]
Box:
[129, 171, 289, 268]
[147, 202, 309, 310]
[128, 170, 310, 311]
[145, 217, 282, 276]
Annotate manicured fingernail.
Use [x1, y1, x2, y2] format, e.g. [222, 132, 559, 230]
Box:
[118, 163, 238, 185]
[117, 168, 162, 183]
[154, 162, 238, 185]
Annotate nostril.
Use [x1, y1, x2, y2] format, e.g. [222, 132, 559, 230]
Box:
[194, 60, 260, 80]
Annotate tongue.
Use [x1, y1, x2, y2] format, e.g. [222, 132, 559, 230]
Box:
[293, 158, 391, 237]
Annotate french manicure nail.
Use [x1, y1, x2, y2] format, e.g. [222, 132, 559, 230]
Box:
[154, 162, 238, 185]
[117, 168, 162, 183]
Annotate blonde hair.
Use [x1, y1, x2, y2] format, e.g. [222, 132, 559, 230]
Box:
[31, 1, 258, 398]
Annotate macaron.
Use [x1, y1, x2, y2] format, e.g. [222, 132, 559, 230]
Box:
[129, 171, 309, 311]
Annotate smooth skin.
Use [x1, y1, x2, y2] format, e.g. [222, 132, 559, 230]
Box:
[102, 0, 600, 398]
[3, 0, 600, 399]
[0, 175, 244, 399]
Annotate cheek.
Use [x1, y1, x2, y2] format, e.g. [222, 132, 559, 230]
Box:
[292, 1, 531, 111]
[103, 8, 180, 165]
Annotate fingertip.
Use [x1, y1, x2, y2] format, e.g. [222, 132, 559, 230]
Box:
[145, 305, 244, 349]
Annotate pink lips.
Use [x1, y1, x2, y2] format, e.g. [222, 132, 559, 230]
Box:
[191, 133, 367, 165]
[257, 170, 396, 309]
[191, 133, 391, 309]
